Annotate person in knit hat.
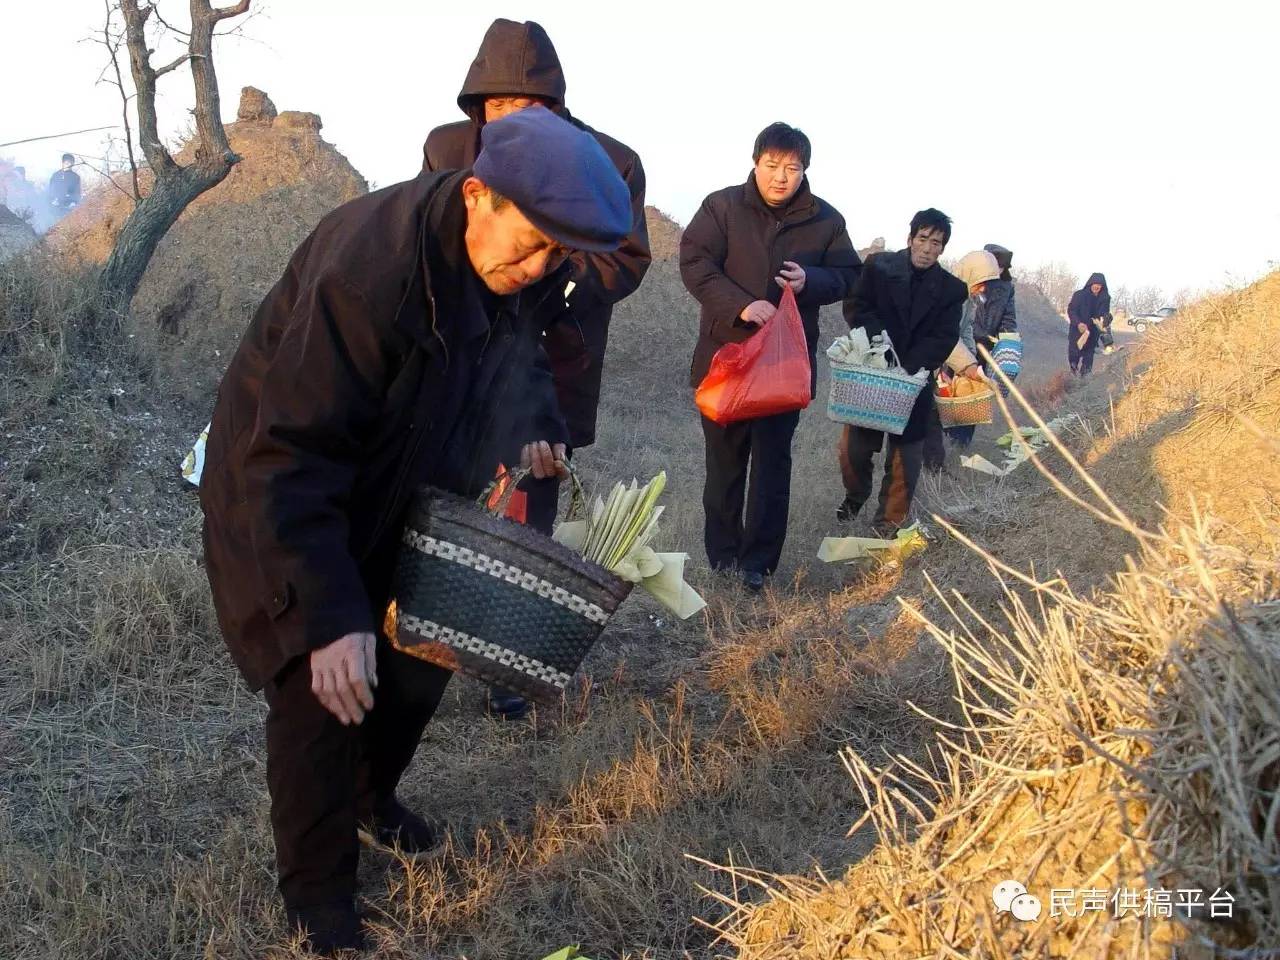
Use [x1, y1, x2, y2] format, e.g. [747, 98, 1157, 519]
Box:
[199, 106, 630, 955]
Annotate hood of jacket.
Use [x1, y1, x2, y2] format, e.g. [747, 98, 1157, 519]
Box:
[457, 19, 567, 123]
[1084, 271, 1108, 294]
[955, 249, 1001, 291]
[983, 243, 1013, 279]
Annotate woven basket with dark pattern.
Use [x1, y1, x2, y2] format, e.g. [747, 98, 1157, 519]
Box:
[389, 487, 633, 705]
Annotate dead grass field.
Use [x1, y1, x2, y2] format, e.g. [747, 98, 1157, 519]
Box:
[2, 232, 1272, 960]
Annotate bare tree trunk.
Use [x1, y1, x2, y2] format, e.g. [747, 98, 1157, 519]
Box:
[97, 0, 250, 309]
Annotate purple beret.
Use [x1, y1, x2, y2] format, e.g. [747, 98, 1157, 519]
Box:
[473, 105, 631, 253]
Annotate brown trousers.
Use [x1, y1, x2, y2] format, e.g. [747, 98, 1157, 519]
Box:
[838, 425, 925, 528]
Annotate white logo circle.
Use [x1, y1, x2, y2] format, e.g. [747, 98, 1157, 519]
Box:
[1011, 893, 1043, 922]
[992, 880, 1027, 913]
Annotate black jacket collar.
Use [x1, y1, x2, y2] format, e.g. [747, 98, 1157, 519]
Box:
[741, 173, 819, 225]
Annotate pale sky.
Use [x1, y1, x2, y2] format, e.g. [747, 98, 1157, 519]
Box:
[3, 0, 1278, 295]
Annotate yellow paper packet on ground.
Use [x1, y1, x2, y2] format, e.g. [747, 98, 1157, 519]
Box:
[818, 523, 927, 564]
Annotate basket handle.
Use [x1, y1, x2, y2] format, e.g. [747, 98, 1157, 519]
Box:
[479, 459, 587, 522]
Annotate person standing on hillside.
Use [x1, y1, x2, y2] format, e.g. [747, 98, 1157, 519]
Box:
[47, 153, 80, 217]
[982, 243, 1018, 346]
[681, 123, 860, 592]
[199, 108, 632, 955]
[941, 249, 1003, 448]
[923, 247, 1013, 470]
[1067, 271, 1112, 376]
[422, 18, 650, 718]
[837, 209, 966, 533]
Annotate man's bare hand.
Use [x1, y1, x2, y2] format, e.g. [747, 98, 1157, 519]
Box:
[310, 631, 377, 725]
[775, 260, 806, 294]
[1077, 322, 1090, 333]
[739, 300, 776, 327]
[521, 441, 569, 480]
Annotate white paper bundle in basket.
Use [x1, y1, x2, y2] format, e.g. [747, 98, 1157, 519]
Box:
[826, 332, 927, 435]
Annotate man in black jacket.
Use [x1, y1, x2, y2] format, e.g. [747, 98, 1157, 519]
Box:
[422, 17, 650, 718]
[200, 107, 631, 954]
[838, 209, 966, 533]
[47, 153, 81, 217]
[681, 123, 860, 591]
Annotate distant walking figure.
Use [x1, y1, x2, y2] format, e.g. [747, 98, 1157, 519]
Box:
[1067, 272, 1111, 376]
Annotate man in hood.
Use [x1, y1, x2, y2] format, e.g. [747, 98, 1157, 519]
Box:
[1067, 272, 1111, 376]
[200, 107, 631, 955]
[838, 209, 966, 533]
[422, 17, 650, 718]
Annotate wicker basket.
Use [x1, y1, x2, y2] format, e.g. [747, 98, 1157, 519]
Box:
[936, 388, 995, 427]
[827, 358, 926, 435]
[389, 478, 633, 705]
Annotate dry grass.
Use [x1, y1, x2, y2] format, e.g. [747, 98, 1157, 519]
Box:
[700, 273, 1280, 959]
[1, 229, 1239, 958]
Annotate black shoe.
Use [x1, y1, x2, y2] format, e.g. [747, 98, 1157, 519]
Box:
[286, 899, 365, 956]
[359, 795, 441, 856]
[742, 570, 765, 593]
[487, 686, 531, 721]
[836, 496, 861, 524]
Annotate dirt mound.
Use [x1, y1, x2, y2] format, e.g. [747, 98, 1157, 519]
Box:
[47, 88, 368, 406]
[645, 205, 682, 260]
[0, 204, 37, 262]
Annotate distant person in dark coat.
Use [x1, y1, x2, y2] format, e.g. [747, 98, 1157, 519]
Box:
[421, 17, 651, 719]
[199, 108, 631, 955]
[1067, 272, 1111, 376]
[47, 153, 81, 217]
[837, 209, 966, 534]
[681, 122, 859, 592]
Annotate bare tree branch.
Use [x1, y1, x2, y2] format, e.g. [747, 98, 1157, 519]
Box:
[211, 0, 250, 22]
[77, 156, 144, 205]
[119, 0, 175, 174]
[97, 0, 249, 307]
[188, 0, 250, 161]
[103, 0, 143, 201]
[150, 4, 192, 37]
[153, 52, 195, 77]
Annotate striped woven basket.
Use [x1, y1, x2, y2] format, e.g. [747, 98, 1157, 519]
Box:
[389, 476, 632, 705]
[827, 359, 926, 435]
[936, 388, 995, 427]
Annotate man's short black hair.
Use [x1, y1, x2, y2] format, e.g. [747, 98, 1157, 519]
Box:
[61, 153, 75, 164]
[910, 208, 952, 245]
[753, 123, 811, 169]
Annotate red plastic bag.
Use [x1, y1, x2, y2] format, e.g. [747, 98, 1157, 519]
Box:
[695, 285, 812, 425]
[485, 464, 528, 523]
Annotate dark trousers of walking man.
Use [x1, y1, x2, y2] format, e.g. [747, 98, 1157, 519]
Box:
[702, 409, 801, 575]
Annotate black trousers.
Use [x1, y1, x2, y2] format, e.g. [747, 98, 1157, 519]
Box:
[923, 407, 945, 470]
[838, 425, 925, 528]
[701, 410, 800, 575]
[263, 637, 451, 908]
[1068, 338, 1096, 376]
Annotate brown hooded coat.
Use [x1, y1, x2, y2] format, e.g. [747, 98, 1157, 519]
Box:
[422, 19, 651, 447]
